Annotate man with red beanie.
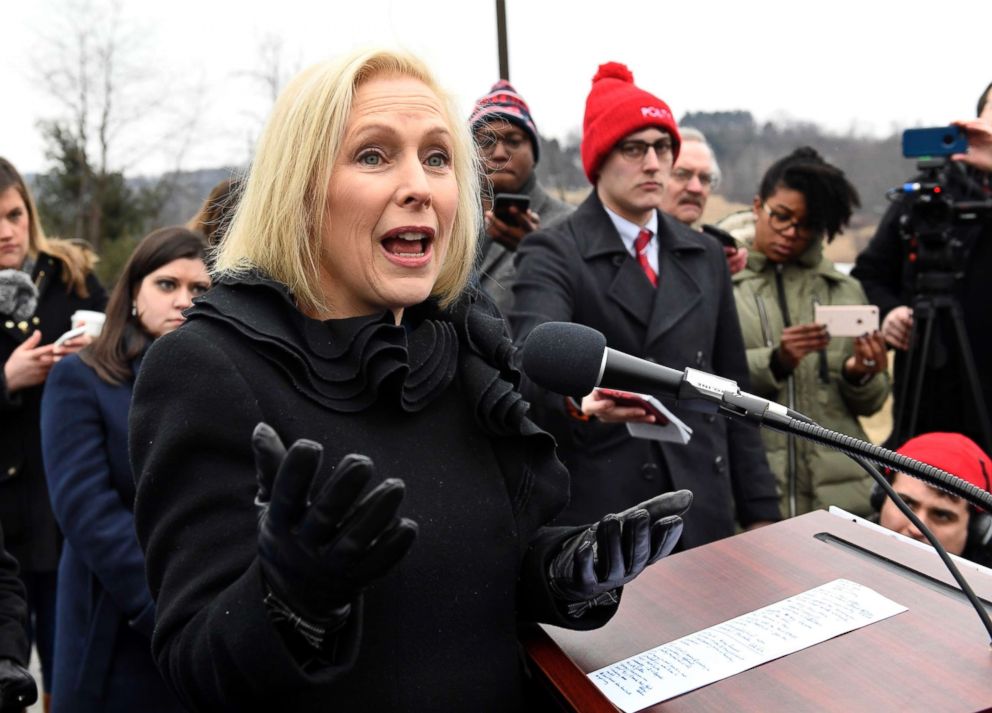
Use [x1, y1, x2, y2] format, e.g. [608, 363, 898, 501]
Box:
[510, 62, 780, 549]
[470, 80, 574, 316]
[875, 432, 992, 566]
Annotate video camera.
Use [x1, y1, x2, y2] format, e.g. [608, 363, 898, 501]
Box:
[886, 126, 992, 278]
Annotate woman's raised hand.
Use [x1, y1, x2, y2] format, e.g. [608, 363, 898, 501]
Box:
[252, 422, 418, 628]
[3, 330, 57, 393]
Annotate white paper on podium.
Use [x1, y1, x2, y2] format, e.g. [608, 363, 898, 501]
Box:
[588, 578, 907, 713]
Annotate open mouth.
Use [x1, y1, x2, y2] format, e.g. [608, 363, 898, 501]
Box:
[380, 226, 436, 263]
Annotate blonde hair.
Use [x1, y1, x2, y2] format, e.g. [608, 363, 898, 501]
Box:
[0, 157, 97, 297]
[214, 49, 480, 314]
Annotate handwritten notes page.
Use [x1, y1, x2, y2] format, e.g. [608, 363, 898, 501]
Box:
[589, 579, 906, 712]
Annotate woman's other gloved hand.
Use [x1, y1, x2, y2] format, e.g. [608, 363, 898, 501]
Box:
[549, 490, 692, 617]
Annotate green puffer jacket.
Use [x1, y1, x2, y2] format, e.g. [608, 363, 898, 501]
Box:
[724, 212, 890, 518]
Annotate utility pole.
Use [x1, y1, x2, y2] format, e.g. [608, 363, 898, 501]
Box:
[496, 0, 509, 80]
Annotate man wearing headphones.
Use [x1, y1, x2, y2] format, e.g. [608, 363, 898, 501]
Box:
[873, 432, 992, 567]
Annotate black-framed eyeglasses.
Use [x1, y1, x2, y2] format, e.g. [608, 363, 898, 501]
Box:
[475, 132, 528, 155]
[671, 168, 717, 188]
[762, 203, 810, 236]
[616, 138, 673, 162]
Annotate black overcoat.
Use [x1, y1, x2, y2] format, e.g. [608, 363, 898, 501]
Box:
[509, 191, 780, 548]
[129, 277, 614, 712]
[0, 254, 106, 570]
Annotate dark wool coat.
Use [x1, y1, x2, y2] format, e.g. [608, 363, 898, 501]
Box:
[509, 191, 780, 548]
[0, 254, 106, 571]
[0, 522, 28, 665]
[40, 354, 182, 713]
[129, 277, 614, 713]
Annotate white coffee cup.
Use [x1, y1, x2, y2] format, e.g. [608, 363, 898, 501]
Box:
[71, 310, 106, 337]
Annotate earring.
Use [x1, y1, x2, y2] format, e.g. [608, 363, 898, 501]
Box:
[131, 302, 137, 317]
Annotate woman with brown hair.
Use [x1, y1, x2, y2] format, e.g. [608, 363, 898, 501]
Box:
[0, 157, 106, 705]
[40, 226, 208, 712]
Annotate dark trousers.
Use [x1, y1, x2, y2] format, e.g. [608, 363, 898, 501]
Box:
[22, 570, 56, 693]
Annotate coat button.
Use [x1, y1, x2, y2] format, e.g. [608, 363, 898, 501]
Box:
[6, 467, 15, 477]
[3, 321, 12, 329]
[713, 454, 725, 473]
[640, 463, 659, 481]
[704, 414, 716, 423]
[695, 351, 704, 366]
[612, 255, 625, 267]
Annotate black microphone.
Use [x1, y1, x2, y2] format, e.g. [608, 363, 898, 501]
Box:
[520, 321, 801, 426]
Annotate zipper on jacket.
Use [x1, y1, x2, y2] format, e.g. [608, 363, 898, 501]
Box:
[812, 293, 829, 384]
[774, 264, 798, 518]
[754, 295, 774, 348]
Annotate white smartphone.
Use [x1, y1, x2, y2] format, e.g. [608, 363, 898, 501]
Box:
[814, 305, 879, 337]
[54, 325, 88, 346]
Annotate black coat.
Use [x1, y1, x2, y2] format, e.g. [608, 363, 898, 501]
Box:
[129, 276, 614, 712]
[0, 522, 28, 665]
[509, 191, 780, 548]
[0, 254, 106, 570]
[851, 164, 992, 451]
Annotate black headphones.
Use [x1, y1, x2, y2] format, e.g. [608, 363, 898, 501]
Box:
[869, 462, 992, 549]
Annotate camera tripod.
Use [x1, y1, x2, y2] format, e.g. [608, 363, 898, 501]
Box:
[892, 268, 992, 452]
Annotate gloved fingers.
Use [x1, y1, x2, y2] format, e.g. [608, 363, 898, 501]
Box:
[300, 454, 375, 546]
[620, 509, 652, 578]
[327, 478, 408, 554]
[252, 422, 287, 505]
[624, 489, 693, 522]
[647, 515, 684, 565]
[349, 516, 419, 584]
[571, 535, 598, 593]
[268, 439, 323, 532]
[594, 514, 624, 585]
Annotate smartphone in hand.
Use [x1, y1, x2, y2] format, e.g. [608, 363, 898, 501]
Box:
[814, 305, 879, 337]
[492, 193, 531, 227]
[597, 388, 670, 424]
[54, 325, 88, 346]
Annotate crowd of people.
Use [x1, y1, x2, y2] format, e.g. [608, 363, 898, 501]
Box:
[0, 48, 990, 711]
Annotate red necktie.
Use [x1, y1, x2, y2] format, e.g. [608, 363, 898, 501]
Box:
[634, 228, 658, 287]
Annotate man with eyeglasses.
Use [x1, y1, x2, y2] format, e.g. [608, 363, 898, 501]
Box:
[660, 128, 749, 275]
[469, 80, 574, 316]
[510, 62, 779, 550]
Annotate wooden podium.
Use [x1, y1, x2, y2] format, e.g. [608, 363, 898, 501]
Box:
[523, 510, 992, 712]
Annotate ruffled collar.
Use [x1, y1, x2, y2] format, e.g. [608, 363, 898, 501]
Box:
[186, 272, 459, 414]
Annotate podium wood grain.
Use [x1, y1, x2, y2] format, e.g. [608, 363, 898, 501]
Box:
[523, 510, 992, 712]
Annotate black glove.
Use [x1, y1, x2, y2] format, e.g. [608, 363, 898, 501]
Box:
[549, 490, 692, 617]
[253, 422, 418, 631]
[0, 658, 37, 713]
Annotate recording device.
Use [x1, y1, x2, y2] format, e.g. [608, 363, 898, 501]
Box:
[901, 125, 968, 158]
[701, 224, 738, 253]
[520, 321, 798, 426]
[492, 193, 530, 226]
[885, 127, 992, 448]
[814, 305, 879, 337]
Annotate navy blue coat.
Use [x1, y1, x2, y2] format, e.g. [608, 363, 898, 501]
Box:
[40, 354, 182, 712]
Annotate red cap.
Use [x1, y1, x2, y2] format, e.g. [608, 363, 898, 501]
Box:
[580, 61, 680, 183]
[897, 432, 992, 506]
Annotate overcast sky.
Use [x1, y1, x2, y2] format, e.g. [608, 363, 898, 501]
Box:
[4, 0, 991, 176]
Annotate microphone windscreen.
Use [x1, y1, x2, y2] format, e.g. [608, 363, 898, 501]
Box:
[520, 322, 606, 397]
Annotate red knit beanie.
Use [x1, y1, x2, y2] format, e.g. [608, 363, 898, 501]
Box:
[581, 62, 681, 183]
[897, 432, 992, 509]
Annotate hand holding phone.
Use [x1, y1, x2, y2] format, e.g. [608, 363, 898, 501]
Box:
[492, 193, 531, 227]
[54, 326, 88, 347]
[596, 388, 669, 424]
